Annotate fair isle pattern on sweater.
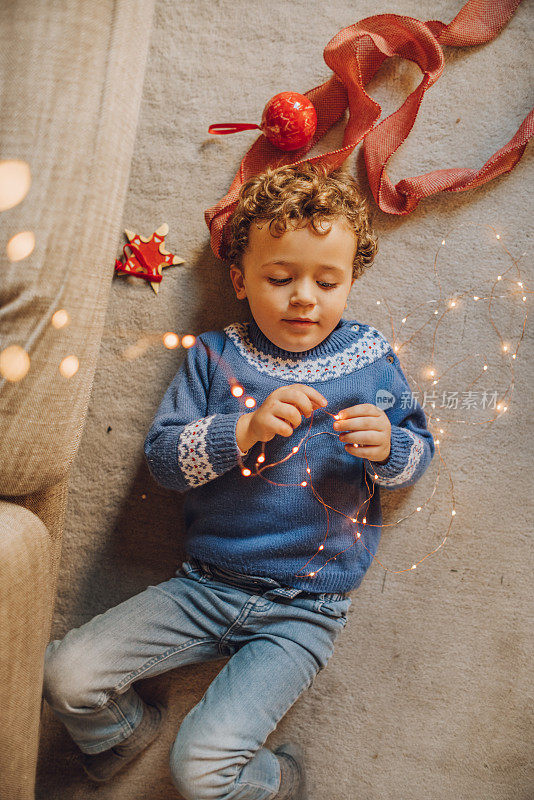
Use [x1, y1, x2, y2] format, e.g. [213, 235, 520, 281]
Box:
[369, 428, 425, 488]
[177, 416, 219, 486]
[224, 322, 391, 383]
[144, 317, 436, 594]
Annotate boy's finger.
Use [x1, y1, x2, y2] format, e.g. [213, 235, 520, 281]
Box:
[301, 386, 328, 407]
[284, 384, 327, 417]
[334, 413, 388, 432]
[338, 403, 380, 419]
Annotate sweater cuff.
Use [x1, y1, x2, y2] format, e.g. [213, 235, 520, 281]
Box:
[177, 412, 244, 488]
[365, 425, 425, 486]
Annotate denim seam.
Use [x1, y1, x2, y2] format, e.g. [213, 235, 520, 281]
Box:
[233, 777, 281, 796]
[218, 597, 262, 653]
[78, 699, 145, 754]
[107, 696, 141, 737]
[231, 751, 283, 798]
[109, 638, 216, 696]
[80, 728, 142, 755]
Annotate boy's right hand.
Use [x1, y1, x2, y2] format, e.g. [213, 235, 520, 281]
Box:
[241, 384, 328, 448]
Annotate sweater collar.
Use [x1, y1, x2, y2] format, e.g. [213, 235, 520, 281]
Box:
[224, 317, 392, 383]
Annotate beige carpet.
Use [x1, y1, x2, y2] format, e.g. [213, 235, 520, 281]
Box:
[37, 0, 533, 797]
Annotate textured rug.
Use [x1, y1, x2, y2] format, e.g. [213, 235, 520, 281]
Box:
[38, 1, 533, 797]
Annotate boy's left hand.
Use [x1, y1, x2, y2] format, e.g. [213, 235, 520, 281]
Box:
[333, 403, 391, 464]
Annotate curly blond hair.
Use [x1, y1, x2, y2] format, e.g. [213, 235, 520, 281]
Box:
[226, 161, 378, 280]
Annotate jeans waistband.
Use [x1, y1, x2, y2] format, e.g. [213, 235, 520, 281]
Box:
[191, 558, 347, 602]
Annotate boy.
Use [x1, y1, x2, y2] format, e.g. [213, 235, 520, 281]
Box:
[42, 162, 434, 799]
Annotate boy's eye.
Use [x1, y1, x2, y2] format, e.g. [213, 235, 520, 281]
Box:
[267, 278, 337, 289]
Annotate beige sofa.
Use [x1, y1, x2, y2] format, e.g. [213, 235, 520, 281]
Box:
[0, 3, 156, 797]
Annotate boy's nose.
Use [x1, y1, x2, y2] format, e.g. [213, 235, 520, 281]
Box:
[290, 284, 317, 305]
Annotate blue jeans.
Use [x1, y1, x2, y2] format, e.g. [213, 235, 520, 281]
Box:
[43, 557, 352, 799]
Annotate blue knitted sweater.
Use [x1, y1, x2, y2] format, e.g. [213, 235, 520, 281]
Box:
[144, 317, 435, 594]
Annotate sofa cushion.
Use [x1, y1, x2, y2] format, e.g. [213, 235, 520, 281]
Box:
[0, 0, 156, 495]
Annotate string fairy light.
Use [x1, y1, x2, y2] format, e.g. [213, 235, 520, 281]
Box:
[229, 222, 530, 580]
[230, 403, 449, 580]
[1, 221, 530, 584]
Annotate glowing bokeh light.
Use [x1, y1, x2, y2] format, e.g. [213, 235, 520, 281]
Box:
[0, 159, 31, 211]
[51, 309, 70, 328]
[6, 230, 35, 262]
[59, 355, 79, 378]
[0, 345, 30, 381]
[163, 332, 180, 349]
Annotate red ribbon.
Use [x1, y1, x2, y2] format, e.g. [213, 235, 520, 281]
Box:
[205, 0, 533, 260]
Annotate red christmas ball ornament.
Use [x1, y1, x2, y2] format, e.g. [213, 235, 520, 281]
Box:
[260, 92, 317, 151]
[208, 91, 317, 152]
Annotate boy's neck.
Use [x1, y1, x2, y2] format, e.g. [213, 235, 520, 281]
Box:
[246, 316, 350, 358]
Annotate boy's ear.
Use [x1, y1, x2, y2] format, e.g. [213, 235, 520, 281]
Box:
[229, 263, 247, 300]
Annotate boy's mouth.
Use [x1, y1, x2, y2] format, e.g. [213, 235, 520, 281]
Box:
[283, 318, 318, 325]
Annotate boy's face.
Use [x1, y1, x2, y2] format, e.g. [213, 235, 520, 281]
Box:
[229, 216, 356, 353]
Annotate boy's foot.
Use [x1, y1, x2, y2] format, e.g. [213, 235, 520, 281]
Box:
[80, 701, 166, 783]
[273, 742, 308, 800]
